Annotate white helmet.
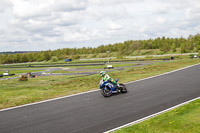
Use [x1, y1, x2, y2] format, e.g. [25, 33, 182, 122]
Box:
[100, 71, 105, 76]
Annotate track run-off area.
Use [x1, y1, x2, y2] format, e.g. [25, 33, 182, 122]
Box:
[0, 63, 200, 133]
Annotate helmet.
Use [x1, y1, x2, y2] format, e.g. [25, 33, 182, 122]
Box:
[100, 71, 105, 76]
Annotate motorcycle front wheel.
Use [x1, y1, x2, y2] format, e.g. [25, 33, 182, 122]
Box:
[101, 86, 111, 97]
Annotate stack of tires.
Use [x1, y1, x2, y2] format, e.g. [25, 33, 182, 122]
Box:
[19, 75, 28, 81]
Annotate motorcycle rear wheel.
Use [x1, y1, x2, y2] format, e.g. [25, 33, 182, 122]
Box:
[119, 83, 127, 93]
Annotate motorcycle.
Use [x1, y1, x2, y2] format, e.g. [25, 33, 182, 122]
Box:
[99, 79, 127, 97]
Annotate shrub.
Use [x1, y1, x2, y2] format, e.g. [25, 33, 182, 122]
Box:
[74, 55, 80, 59]
[51, 56, 58, 62]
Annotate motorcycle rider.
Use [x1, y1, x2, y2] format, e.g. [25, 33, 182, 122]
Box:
[100, 71, 120, 88]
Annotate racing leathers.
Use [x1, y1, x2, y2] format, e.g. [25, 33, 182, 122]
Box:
[102, 74, 120, 88]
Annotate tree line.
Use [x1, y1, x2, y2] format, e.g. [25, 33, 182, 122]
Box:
[0, 34, 200, 64]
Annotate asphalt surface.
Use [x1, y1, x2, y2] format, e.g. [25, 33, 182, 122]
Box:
[0, 64, 200, 133]
[0, 62, 152, 80]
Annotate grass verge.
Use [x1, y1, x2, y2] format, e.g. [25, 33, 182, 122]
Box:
[114, 99, 200, 133]
[0, 58, 200, 109]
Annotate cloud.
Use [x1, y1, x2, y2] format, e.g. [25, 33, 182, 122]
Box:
[53, 0, 87, 12]
[0, 0, 12, 13]
[107, 21, 122, 31]
[0, 0, 200, 52]
[12, 0, 87, 18]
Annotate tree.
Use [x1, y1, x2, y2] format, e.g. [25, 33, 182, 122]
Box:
[181, 43, 186, 53]
[171, 43, 176, 52]
[14, 54, 21, 63]
[20, 54, 28, 62]
[0, 34, 200, 64]
[43, 51, 51, 61]
[0, 55, 2, 64]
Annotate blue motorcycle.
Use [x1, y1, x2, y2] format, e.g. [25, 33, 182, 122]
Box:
[99, 79, 127, 97]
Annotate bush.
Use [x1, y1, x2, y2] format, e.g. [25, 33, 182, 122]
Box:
[117, 52, 124, 59]
[74, 55, 80, 59]
[92, 54, 97, 58]
[51, 56, 58, 62]
[117, 55, 123, 59]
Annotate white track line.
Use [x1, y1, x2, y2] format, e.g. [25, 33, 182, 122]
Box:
[0, 90, 99, 112]
[0, 63, 200, 112]
[104, 97, 200, 133]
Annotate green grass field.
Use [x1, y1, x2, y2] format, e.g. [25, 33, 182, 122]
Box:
[114, 99, 200, 133]
[0, 58, 200, 109]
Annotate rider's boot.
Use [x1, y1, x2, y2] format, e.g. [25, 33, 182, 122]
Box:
[111, 79, 120, 92]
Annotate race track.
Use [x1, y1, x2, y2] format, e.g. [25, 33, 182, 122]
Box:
[0, 63, 200, 133]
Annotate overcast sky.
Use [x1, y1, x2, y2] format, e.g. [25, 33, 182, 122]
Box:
[0, 0, 199, 52]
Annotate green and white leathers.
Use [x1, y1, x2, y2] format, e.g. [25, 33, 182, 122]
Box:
[100, 71, 120, 88]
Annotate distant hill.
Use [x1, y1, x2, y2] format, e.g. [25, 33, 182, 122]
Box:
[0, 51, 40, 55]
